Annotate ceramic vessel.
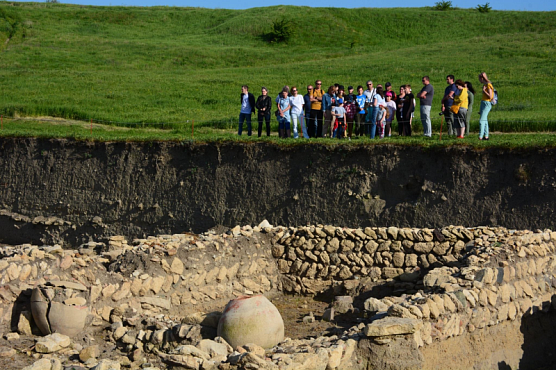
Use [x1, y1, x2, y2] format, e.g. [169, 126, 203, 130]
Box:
[30, 287, 88, 337]
[217, 295, 284, 349]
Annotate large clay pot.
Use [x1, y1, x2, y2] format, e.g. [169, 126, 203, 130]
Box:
[30, 287, 88, 337]
[217, 295, 284, 349]
[48, 302, 88, 337]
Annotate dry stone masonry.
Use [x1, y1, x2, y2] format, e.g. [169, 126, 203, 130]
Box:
[0, 222, 555, 369]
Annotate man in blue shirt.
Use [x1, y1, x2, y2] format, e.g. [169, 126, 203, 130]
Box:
[239, 85, 256, 136]
[441, 75, 457, 136]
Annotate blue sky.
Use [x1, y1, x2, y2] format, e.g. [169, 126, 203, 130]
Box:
[13, 0, 556, 11]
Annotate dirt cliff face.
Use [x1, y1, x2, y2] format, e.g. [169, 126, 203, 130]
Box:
[0, 138, 554, 246]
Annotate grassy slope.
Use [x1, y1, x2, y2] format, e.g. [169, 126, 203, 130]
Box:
[0, 2, 555, 132]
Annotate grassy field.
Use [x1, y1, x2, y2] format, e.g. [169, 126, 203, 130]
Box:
[1, 2, 556, 134]
[2, 118, 556, 149]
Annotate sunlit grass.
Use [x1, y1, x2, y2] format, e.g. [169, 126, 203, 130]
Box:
[0, 3, 555, 131]
[1, 118, 555, 149]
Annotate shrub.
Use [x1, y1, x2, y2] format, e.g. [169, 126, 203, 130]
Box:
[433, 1, 453, 10]
[263, 18, 294, 44]
[476, 3, 492, 13]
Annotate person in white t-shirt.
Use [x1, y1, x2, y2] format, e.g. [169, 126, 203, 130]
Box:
[331, 98, 347, 139]
[289, 86, 308, 139]
[384, 92, 396, 137]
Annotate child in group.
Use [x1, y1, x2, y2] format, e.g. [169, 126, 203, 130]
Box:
[377, 104, 388, 138]
[331, 98, 346, 139]
[385, 92, 396, 137]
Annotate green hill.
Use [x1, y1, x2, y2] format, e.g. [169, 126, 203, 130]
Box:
[1, 2, 555, 130]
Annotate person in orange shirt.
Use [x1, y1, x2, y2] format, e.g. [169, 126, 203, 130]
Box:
[310, 80, 324, 137]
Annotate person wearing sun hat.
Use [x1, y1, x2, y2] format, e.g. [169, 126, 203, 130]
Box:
[451, 79, 468, 139]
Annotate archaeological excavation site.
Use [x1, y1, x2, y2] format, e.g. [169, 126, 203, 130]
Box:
[1, 138, 556, 370]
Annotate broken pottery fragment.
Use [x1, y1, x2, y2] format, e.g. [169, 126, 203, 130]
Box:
[30, 286, 89, 337]
[217, 295, 284, 349]
[30, 288, 51, 335]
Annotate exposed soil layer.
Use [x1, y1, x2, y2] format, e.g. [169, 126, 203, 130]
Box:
[0, 138, 555, 245]
[421, 310, 556, 370]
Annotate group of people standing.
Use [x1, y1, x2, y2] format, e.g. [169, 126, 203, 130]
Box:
[238, 72, 495, 140]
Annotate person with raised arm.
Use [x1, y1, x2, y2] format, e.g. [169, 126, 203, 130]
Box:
[478, 72, 494, 140]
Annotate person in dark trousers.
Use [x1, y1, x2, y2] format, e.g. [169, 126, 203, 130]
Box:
[441, 75, 457, 136]
[395, 85, 406, 136]
[303, 85, 313, 137]
[255, 87, 272, 137]
[238, 85, 255, 136]
[401, 84, 414, 136]
[310, 80, 324, 137]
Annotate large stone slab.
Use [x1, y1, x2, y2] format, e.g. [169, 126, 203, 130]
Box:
[363, 317, 423, 337]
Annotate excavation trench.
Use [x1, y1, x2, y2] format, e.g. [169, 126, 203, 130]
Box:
[1, 138, 556, 369]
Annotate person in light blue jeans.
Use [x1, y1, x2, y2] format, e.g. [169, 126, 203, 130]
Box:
[289, 86, 308, 138]
[277, 89, 291, 138]
[478, 72, 494, 140]
[367, 86, 385, 139]
[417, 76, 434, 137]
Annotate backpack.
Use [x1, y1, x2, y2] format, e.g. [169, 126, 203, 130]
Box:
[491, 88, 498, 106]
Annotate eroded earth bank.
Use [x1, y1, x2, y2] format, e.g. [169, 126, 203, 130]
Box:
[0, 138, 555, 246]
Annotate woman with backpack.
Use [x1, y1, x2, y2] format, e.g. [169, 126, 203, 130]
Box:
[478, 72, 494, 140]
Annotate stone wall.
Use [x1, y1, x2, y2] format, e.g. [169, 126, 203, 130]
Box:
[268, 225, 556, 350]
[0, 224, 281, 338]
[361, 228, 556, 346]
[270, 225, 472, 295]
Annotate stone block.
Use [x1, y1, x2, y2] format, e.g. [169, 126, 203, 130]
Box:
[363, 317, 423, 337]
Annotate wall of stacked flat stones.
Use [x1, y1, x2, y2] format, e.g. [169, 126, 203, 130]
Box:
[361, 228, 556, 348]
[270, 225, 473, 294]
[268, 225, 556, 347]
[0, 226, 279, 331]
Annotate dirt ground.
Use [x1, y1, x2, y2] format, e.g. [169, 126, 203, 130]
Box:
[271, 295, 360, 340]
